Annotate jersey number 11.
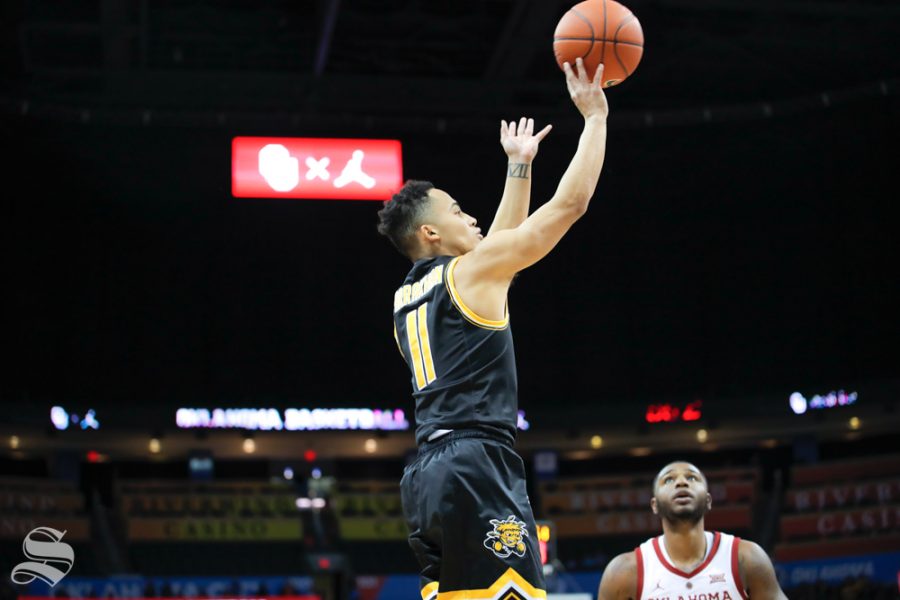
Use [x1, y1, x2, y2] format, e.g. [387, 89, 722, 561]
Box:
[404, 303, 437, 390]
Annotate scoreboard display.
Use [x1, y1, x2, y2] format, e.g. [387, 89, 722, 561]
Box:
[536, 520, 556, 566]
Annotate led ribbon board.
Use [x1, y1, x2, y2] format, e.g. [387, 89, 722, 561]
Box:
[232, 137, 403, 200]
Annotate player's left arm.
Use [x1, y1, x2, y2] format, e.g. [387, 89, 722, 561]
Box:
[488, 117, 552, 235]
[738, 539, 788, 600]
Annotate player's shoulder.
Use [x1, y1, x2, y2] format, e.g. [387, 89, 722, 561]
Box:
[736, 537, 775, 572]
[737, 537, 766, 558]
[454, 228, 522, 281]
[597, 550, 639, 600]
[735, 536, 788, 598]
[602, 550, 639, 584]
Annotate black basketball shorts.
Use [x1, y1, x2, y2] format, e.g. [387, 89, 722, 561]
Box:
[399, 430, 546, 600]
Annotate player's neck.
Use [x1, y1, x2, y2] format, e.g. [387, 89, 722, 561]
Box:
[660, 521, 708, 571]
[411, 245, 461, 262]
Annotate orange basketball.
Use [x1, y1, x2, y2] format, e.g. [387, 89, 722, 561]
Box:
[553, 0, 644, 88]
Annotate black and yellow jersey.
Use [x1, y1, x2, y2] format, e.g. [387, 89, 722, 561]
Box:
[392, 255, 518, 446]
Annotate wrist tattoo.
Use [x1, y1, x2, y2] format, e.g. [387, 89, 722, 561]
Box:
[507, 163, 529, 179]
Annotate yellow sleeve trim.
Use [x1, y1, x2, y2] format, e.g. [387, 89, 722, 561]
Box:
[445, 256, 509, 330]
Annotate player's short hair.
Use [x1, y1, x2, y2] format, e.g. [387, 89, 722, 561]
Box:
[377, 180, 435, 258]
[652, 460, 706, 492]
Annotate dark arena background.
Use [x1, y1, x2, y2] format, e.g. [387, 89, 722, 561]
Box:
[2, 2, 900, 600]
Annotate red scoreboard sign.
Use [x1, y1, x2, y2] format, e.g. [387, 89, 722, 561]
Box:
[232, 136, 403, 201]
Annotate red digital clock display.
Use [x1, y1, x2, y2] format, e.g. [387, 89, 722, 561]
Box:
[646, 400, 702, 423]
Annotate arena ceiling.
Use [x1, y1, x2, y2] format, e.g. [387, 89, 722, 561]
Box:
[2, 2, 899, 450]
[2, 0, 899, 132]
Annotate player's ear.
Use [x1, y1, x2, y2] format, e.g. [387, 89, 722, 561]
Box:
[418, 224, 440, 242]
[650, 497, 658, 515]
[706, 493, 712, 511]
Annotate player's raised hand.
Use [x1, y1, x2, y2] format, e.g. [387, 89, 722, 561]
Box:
[563, 57, 609, 121]
[500, 116, 553, 162]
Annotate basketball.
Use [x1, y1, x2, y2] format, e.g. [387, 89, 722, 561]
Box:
[553, 0, 644, 88]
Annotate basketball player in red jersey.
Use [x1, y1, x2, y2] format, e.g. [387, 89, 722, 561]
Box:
[597, 461, 787, 600]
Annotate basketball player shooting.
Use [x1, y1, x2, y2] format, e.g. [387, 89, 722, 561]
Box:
[597, 461, 788, 600]
[376, 58, 608, 600]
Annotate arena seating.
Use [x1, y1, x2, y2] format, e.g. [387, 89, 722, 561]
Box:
[775, 453, 900, 561]
[114, 479, 310, 575]
[328, 480, 417, 575]
[538, 466, 759, 535]
[0, 475, 98, 576]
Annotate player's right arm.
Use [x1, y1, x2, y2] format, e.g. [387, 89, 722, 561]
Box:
[738, 540, 789, 600]
[597, 551, 638, 600]
[460, 57, 609, 282]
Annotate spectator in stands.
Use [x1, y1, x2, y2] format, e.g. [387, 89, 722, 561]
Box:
[597, 461, 788, 600]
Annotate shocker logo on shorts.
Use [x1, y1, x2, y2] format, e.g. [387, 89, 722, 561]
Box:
[483, 515, 528, 558]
